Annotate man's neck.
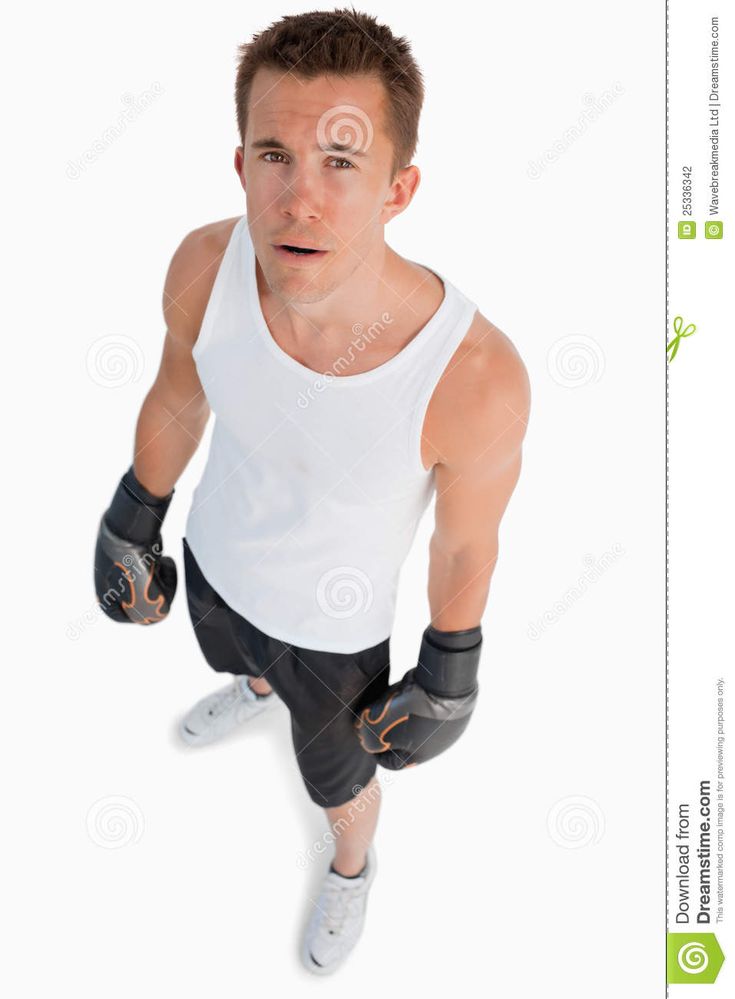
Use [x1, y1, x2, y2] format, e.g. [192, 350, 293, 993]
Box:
[257, 243, 425, 346]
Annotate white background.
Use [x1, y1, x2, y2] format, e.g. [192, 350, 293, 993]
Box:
[2, 1, 664, 994]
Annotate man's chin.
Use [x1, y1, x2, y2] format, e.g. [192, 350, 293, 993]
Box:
[265, 267, 335, 304]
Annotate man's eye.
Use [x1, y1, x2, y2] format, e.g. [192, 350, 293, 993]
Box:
[260, 152, 354, 169]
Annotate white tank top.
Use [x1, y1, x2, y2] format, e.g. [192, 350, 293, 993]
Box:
[184, 215, 478, 653]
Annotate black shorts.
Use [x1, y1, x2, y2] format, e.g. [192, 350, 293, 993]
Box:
[181, 536, 391, 809]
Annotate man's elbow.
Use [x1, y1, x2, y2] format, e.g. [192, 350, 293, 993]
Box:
[429, 532, 499, 566]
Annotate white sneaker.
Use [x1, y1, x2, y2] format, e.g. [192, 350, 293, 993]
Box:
[301, 844, 377, 975]
[178, 676, 277, 746]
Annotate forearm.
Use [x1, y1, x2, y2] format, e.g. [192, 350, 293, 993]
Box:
[427, 535, 498, 631]
[131, 385, 209, 497]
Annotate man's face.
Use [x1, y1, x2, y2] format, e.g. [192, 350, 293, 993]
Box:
[235, 68, 408, 304]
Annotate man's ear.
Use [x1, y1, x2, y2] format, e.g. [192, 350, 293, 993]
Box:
[381, 164, 421, 225]
[234, 146, 246, 191]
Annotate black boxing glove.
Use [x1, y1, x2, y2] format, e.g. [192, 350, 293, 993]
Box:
[94, 464, 177, 624]
[354, 623, 482, 770]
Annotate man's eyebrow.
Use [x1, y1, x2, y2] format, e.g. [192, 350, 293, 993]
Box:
[251, 136, 368, 157]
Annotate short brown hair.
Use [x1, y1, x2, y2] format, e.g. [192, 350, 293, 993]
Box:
[234, 7, 425, 182]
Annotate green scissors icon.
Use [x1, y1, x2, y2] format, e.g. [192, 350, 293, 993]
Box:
[667, 316, 697, 362]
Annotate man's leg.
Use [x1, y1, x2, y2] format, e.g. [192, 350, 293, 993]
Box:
[280, 634, 390, 865]
[248, 675, 273, 695]
[325, 775, 381, 876]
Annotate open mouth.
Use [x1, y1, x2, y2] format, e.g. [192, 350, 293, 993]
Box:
[273, 243, 329, 263]
[281, 244, 319, 254]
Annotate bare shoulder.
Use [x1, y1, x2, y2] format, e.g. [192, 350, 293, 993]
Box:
[422, 311, 531, 469]
[162, 215, 241, 345]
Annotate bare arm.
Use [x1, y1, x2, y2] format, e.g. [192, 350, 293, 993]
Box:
[426, 319, 531, 630]
[131, 229, 218, 497]
[354, 320, 530, 764]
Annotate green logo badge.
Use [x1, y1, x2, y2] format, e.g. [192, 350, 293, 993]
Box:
[705, 220, 723, 239]
[678, 221, 696, 239]
[667, 933, 725, 983]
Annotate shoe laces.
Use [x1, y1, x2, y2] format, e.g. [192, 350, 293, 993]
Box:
[206, 682, 242, 719]
[320, 876, 365, 935]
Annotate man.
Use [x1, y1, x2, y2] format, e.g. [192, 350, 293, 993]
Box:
[94, 7, 530, 976]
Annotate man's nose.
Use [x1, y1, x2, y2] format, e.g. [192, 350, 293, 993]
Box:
[278, 168, 322, 220]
